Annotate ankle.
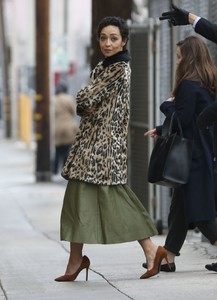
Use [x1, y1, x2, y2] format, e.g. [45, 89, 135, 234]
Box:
[165, 251, 175, 263]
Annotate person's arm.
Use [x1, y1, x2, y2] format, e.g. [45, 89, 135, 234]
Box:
[159, 3, 198, 26]
[188, 13, 198, 25]
[160, 3, 217, 44]
[76, 62, 129, 116]
[194, 18, 217, 44]
[161, 80, 198, 131]
[197, 102, 217, 129]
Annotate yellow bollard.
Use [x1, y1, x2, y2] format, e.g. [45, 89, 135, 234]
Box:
[18, 94, 32, 148]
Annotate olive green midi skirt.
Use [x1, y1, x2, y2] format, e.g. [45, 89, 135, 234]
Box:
[60, 180, 158, 244]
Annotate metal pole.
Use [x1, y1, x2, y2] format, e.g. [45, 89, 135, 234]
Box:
[35, 0, 51, 181]
[0, 0, 11, 138]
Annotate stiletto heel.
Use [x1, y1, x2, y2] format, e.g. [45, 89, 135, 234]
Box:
[85, 266, 89, 281]
[55, 255, 90, 282]
[140, 246, 170, 279]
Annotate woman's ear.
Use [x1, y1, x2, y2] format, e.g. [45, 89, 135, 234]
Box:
[122, 38, 128, 48]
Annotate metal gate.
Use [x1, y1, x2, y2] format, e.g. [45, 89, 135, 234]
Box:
[128, 19, 162, 229]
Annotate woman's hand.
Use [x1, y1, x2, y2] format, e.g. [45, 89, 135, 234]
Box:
[85, 107, 95, 113]
[144, 128, 158, 139]
[166, 97, 175, 102]
[84, 104, 97, 113]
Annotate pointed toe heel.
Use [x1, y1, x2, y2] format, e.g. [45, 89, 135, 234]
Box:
[142, 261, 176, 272]
[140, 246, 170, 279]
[55, 255, 90, 282]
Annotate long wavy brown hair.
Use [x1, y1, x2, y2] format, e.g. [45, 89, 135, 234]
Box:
[172, 35, 217, 97]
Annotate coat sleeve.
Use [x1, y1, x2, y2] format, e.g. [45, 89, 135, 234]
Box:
[155, 101, 175, 135]
[197, 101, 217, 129]
[195, 18, 217, 44]
[197, 102, 217, 157]
[76, 63, 128, 116]
[160, 80, 198, 130]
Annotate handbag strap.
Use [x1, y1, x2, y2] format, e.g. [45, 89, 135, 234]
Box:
[169, 112, 184, 137]
[162, 112, 184, 138]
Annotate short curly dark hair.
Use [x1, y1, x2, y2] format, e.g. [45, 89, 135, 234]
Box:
[96, 16, 129, 49]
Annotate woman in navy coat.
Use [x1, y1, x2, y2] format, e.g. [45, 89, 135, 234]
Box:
[145, 36, 217, 272]
[159, 2, 217, 273]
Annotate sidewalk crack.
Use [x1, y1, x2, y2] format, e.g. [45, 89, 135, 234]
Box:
[90, 269, 135, 300]
[0, 280, 8, 300]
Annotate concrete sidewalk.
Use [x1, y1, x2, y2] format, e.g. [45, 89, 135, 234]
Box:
[0, 135, 217, 300]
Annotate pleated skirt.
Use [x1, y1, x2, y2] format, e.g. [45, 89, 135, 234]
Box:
[60, 180, 158, 244]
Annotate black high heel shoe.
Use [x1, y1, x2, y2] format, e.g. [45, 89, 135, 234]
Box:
[55, 255, 90, 282]
[140, 246, 170, 279]
[142, 261, 176, 272]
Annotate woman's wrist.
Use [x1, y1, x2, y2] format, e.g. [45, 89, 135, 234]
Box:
[188, 13, 198, 25]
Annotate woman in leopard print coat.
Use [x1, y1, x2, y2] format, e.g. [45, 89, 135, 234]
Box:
[61, 54, 130, 185]
[55, 17, 165, 282]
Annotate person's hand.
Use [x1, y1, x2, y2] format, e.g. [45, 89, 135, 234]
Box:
[144, 128, 158, 139]
[84, 104, 96, 113]
[166, 97, 175, 102]
[159, 3, 189, 26]
[85, 108, 94, 113]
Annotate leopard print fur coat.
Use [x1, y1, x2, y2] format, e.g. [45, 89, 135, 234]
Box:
[61, 56, 131, 185]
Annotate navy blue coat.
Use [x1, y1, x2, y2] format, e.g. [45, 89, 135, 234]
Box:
[195, 18, 217, 44]
[197, 102, 217, 129]
[158, 80, 216, 223]
[193, 17, 217, 155]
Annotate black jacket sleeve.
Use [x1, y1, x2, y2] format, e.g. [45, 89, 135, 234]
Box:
[197, 102, 217, 129]
[197, 102, 217, 158]
[195, 18, 217, 44]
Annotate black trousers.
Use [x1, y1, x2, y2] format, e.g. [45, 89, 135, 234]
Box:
[53, 144, 71, 174]
[164, 188, 217, 256]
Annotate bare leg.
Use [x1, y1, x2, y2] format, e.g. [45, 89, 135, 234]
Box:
[139, 238, 170, 279]
[162, 250, 175, 264]
[138, 238, 158, 270]
[65, 242, 84, 275]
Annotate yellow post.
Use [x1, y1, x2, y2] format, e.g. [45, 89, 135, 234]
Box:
[18, 94, 32, 148]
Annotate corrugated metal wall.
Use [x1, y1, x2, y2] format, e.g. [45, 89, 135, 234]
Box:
[128, 23, 154, 213]
[149, 1, 173, 229]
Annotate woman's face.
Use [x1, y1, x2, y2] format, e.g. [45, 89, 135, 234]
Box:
[99, 25, 125, 57]
[176, 46, 182, 65]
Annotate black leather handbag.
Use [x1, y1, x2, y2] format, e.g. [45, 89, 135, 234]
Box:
[148, 112, 193, 188]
